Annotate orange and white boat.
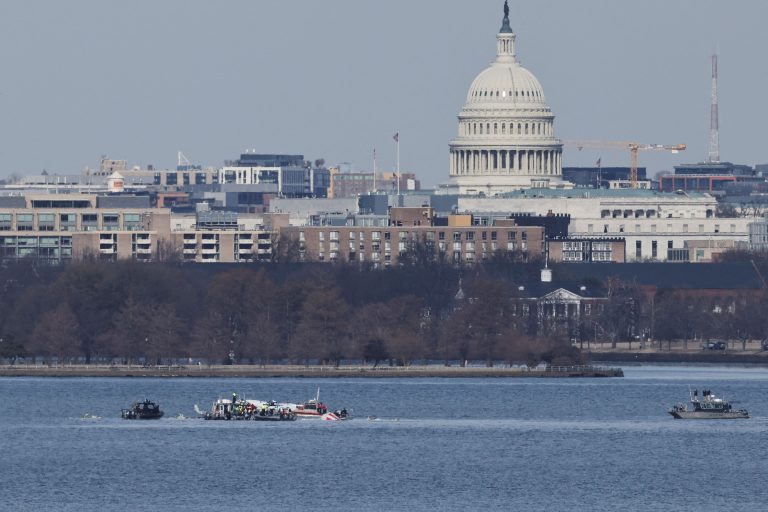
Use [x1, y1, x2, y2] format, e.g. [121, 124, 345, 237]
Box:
[284, 388, 349, 421]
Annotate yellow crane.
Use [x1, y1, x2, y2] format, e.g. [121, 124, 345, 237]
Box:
[566, 140, 686, 188]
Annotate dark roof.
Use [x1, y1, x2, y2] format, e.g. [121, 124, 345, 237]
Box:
[0, 196, 25, 208]
[517, 281, 607, 299]
[550, 262, 765, 291]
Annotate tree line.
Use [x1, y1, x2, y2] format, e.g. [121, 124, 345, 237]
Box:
[0, 258, 579, 366]
[1, 251, 767, 366]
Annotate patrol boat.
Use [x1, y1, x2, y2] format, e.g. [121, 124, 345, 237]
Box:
[121, 399, 164, 420]
[669, 389, 749, 419]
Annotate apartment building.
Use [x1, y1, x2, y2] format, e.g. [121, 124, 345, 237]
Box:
[280, 223, 545, 267]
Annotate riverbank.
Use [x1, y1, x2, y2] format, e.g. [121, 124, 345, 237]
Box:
[585, 340, 768, 365]
[591, 351, 768, 365]
[0, 364, 623, 378]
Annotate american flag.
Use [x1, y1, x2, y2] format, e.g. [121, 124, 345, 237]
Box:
[393, 132, 399, 142]
[596, 157, 602, 167]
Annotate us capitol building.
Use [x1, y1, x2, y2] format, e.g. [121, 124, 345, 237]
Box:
[442, 2, 571, 195]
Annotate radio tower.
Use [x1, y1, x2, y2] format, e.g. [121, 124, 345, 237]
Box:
[707, 53, 720, 164]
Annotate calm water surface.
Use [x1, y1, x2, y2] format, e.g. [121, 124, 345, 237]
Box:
[1, 365, 767, 511]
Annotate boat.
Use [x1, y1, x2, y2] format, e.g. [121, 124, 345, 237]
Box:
[195, 396, 297, 421]
[668, 389, 749, 419]
[121, 399, 164, 420]
[283, 388, 350, 421]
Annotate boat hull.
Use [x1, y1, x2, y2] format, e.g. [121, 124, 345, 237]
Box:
[669, 410, 749, 419]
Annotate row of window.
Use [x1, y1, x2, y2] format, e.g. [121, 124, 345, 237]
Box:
[588, 223, 738, 234]
[471, 88, 541, 100]
[310, 230, 530, 243]
[562, 250, 612, 262]
[0, 212, 142, 231]
[463, 120, 550, 137]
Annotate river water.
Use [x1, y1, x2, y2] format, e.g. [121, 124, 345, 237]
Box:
[1, 365, 766, 511]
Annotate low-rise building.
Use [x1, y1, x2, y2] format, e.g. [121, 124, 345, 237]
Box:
[548, 237, 625, 263]
[280, 223, 545, 266]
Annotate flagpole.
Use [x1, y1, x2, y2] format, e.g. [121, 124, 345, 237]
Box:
[372, 148, 376, 193]
[396, 135, 400, 196]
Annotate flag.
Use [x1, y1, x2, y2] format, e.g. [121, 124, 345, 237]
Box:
[596, 157, 602, 167]
[393, 132, 399, 142]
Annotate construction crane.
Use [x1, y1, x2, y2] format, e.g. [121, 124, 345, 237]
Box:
[565, 140, 686, 188]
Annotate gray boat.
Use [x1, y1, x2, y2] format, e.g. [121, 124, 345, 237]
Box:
[669, 389, 749, 419]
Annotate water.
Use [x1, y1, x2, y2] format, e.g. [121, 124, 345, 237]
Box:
[1, 365, 767, 511]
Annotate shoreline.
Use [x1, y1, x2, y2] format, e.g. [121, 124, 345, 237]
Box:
[589, 351, 768, 365]
[0, 364, 623, 378]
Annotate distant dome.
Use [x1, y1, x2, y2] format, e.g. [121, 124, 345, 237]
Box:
[445, 2, 569, 195]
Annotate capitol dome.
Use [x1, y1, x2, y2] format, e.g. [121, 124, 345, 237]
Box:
[465, 63, 547, 108]
[445, 1, 569, 195]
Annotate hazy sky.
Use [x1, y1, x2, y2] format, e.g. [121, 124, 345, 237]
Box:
[1, 0, 767, 186]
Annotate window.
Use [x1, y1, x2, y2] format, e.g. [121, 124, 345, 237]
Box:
[38, 213, 55, 231]
[0, 214, 12, 231]
[466, 232, 474, 241]
[438, 232, 445, 241]
[668, 240, 673, 249]
[124, 213, 141, 231]
[635, 240, 642, 259]
[652, 241, 657, 259]
[60, 214, 77, 231]
[103, 214, 119, 230]
[507, 231, 516, 240]
[16, 214, 33, 231]
[491, 231, 497, 241]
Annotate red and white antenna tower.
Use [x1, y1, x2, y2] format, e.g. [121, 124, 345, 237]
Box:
[707, 53, 720, 164]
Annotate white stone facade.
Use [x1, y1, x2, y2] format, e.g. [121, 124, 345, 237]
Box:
[457, 191, 751, 261]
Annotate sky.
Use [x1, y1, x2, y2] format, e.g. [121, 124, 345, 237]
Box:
[1, 0, 767, 186]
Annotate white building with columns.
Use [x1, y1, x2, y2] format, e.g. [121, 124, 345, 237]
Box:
[442, 2, 571, 195]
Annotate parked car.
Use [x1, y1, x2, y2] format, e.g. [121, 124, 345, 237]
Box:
[703, 340, 727, 350]
[762, 339, 768, 351]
